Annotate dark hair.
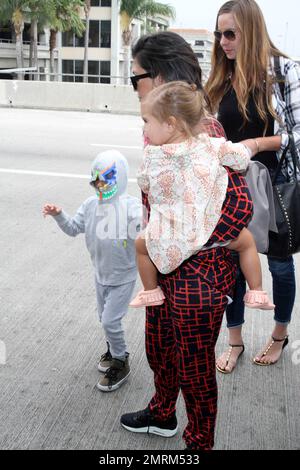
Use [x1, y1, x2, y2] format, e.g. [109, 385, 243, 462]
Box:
[132, 31, 206, 93]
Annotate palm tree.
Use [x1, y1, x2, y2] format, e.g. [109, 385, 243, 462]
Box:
[120, 0, 175, 84]
[27, 0, 54, 80]
[0, 0, 30, 79]
[83, 0, 91, 83]
[48, 0, 85, 80]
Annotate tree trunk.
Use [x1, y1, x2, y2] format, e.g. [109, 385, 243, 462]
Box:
[49, 29, 57, 81]
[83, 15, 90, 83]
[122, 30, 132, 85]
[33, 21, 38, 80]
[14, 19, 24, 80]
[29, 20, 38, 80]
[15, 32, 24, 80]
[30, 23, 34, 75]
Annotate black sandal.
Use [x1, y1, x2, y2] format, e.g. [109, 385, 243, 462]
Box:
[253, 335, 289, 366]
[216, 344, 245, 374]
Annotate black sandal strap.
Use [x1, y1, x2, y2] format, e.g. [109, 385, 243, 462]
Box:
[271, 335, 288, 342]
[229, 344, 245, 350]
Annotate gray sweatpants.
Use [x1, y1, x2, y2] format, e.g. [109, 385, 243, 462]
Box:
[95, 278, 136, 359]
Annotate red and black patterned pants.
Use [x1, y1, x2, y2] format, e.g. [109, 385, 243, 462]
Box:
[146, 247, 236, 450]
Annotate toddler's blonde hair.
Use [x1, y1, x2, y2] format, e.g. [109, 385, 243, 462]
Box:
[143, 81, 207, 138]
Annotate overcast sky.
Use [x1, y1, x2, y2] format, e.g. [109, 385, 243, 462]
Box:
[160, 0, 300, 57]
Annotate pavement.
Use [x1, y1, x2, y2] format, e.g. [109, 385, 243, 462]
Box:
[0, 108, 299, 450]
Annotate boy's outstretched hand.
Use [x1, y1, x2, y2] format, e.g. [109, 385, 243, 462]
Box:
[43, 204, 62, 217]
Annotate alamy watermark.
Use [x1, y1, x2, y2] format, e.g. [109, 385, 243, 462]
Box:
[95, 201, 213, 243]
[0, 340, 6, 365]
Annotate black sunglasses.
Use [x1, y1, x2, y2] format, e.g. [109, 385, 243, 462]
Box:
[130, 72, 153, 90]
[214, 29, 236, 41]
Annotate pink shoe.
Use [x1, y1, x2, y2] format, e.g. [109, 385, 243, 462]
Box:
[129, 287, 165, 308]
[243, 290, 275, 310]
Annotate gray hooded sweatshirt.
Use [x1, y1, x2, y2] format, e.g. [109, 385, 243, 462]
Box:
[53, 150, 141, 286]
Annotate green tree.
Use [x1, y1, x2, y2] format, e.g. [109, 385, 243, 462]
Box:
[27, 0, 55, 80]
[48, 0, 85, 80]
[120, 0, 175, 83]
[0, 0, 30, 79]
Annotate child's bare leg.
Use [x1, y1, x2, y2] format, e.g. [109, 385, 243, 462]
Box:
[135, 235, 158, 291]
[129, 235, 165, 308]
[228, 228, 262, 290]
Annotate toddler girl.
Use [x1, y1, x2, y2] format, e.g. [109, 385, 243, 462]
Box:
[130, 81, 274, 310]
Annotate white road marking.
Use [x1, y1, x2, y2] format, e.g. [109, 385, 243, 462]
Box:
[90, 144, 141, 150]
[0, 168, 137, 183]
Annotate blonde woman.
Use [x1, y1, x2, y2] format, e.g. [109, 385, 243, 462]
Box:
[206, 0, 300, 372]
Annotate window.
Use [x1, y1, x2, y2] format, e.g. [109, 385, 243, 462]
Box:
[23, 23, 31, 43]
[74, 60, 83, 82]
[62, 28, 85, 47]
[62, 31, 74, 47]
[89, 20, 100, 47]
[62, 60, 111, 83]
[100, 21, 111, 48]
[62, 60, 74, 82]
[91, 0, 111, 6]
[100, 61, 111, 83]
[74, 33, 85, 48]
[195, 40, 204, 46]
[62, 20, 110, 49]
[0, 23, 12, 41]
[88, 61, 99, 83]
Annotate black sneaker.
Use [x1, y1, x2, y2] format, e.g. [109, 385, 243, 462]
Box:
[120, 407, 178, 437]
[97, 344, 113, 373]
[97, 357, 130, 392]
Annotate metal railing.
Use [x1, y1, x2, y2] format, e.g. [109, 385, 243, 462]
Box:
[0, 38, 47, 46]
[0, 68, 132, 84]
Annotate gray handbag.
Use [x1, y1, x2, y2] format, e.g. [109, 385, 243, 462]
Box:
[244, 161, 277, 253]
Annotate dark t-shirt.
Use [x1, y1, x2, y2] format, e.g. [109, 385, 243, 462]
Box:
[218, 86, 278, 170]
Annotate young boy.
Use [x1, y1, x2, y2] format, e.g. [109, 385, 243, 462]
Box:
[43, 150, 141, 392]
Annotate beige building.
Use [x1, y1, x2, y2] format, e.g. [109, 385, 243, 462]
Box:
[0, 24, 54, 79]
[59, 0, 119, 84]
[169, 28, 214, 81]
[0, 0, 170, 83]
[59, 1, 170, 84]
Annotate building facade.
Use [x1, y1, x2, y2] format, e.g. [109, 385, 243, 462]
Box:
[60, 0, 169, 84]
[0, 0, 170, 83]
[59, 0, 119, 83]
[0, 23, 53, 79]
[169, 29, 214, 81]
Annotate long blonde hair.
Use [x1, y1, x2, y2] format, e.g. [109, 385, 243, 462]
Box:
[205, 0, 288, 133]
[144, 81, 208, 138]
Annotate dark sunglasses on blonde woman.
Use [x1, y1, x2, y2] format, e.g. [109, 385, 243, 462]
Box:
[214, 29, 236, 41]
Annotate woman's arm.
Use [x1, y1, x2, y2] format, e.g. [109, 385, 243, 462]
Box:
[241, 135, 282, 156]
[279, 60, 300, 151]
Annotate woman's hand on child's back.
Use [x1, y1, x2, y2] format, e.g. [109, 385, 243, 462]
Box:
[43, 204, 62, 217]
